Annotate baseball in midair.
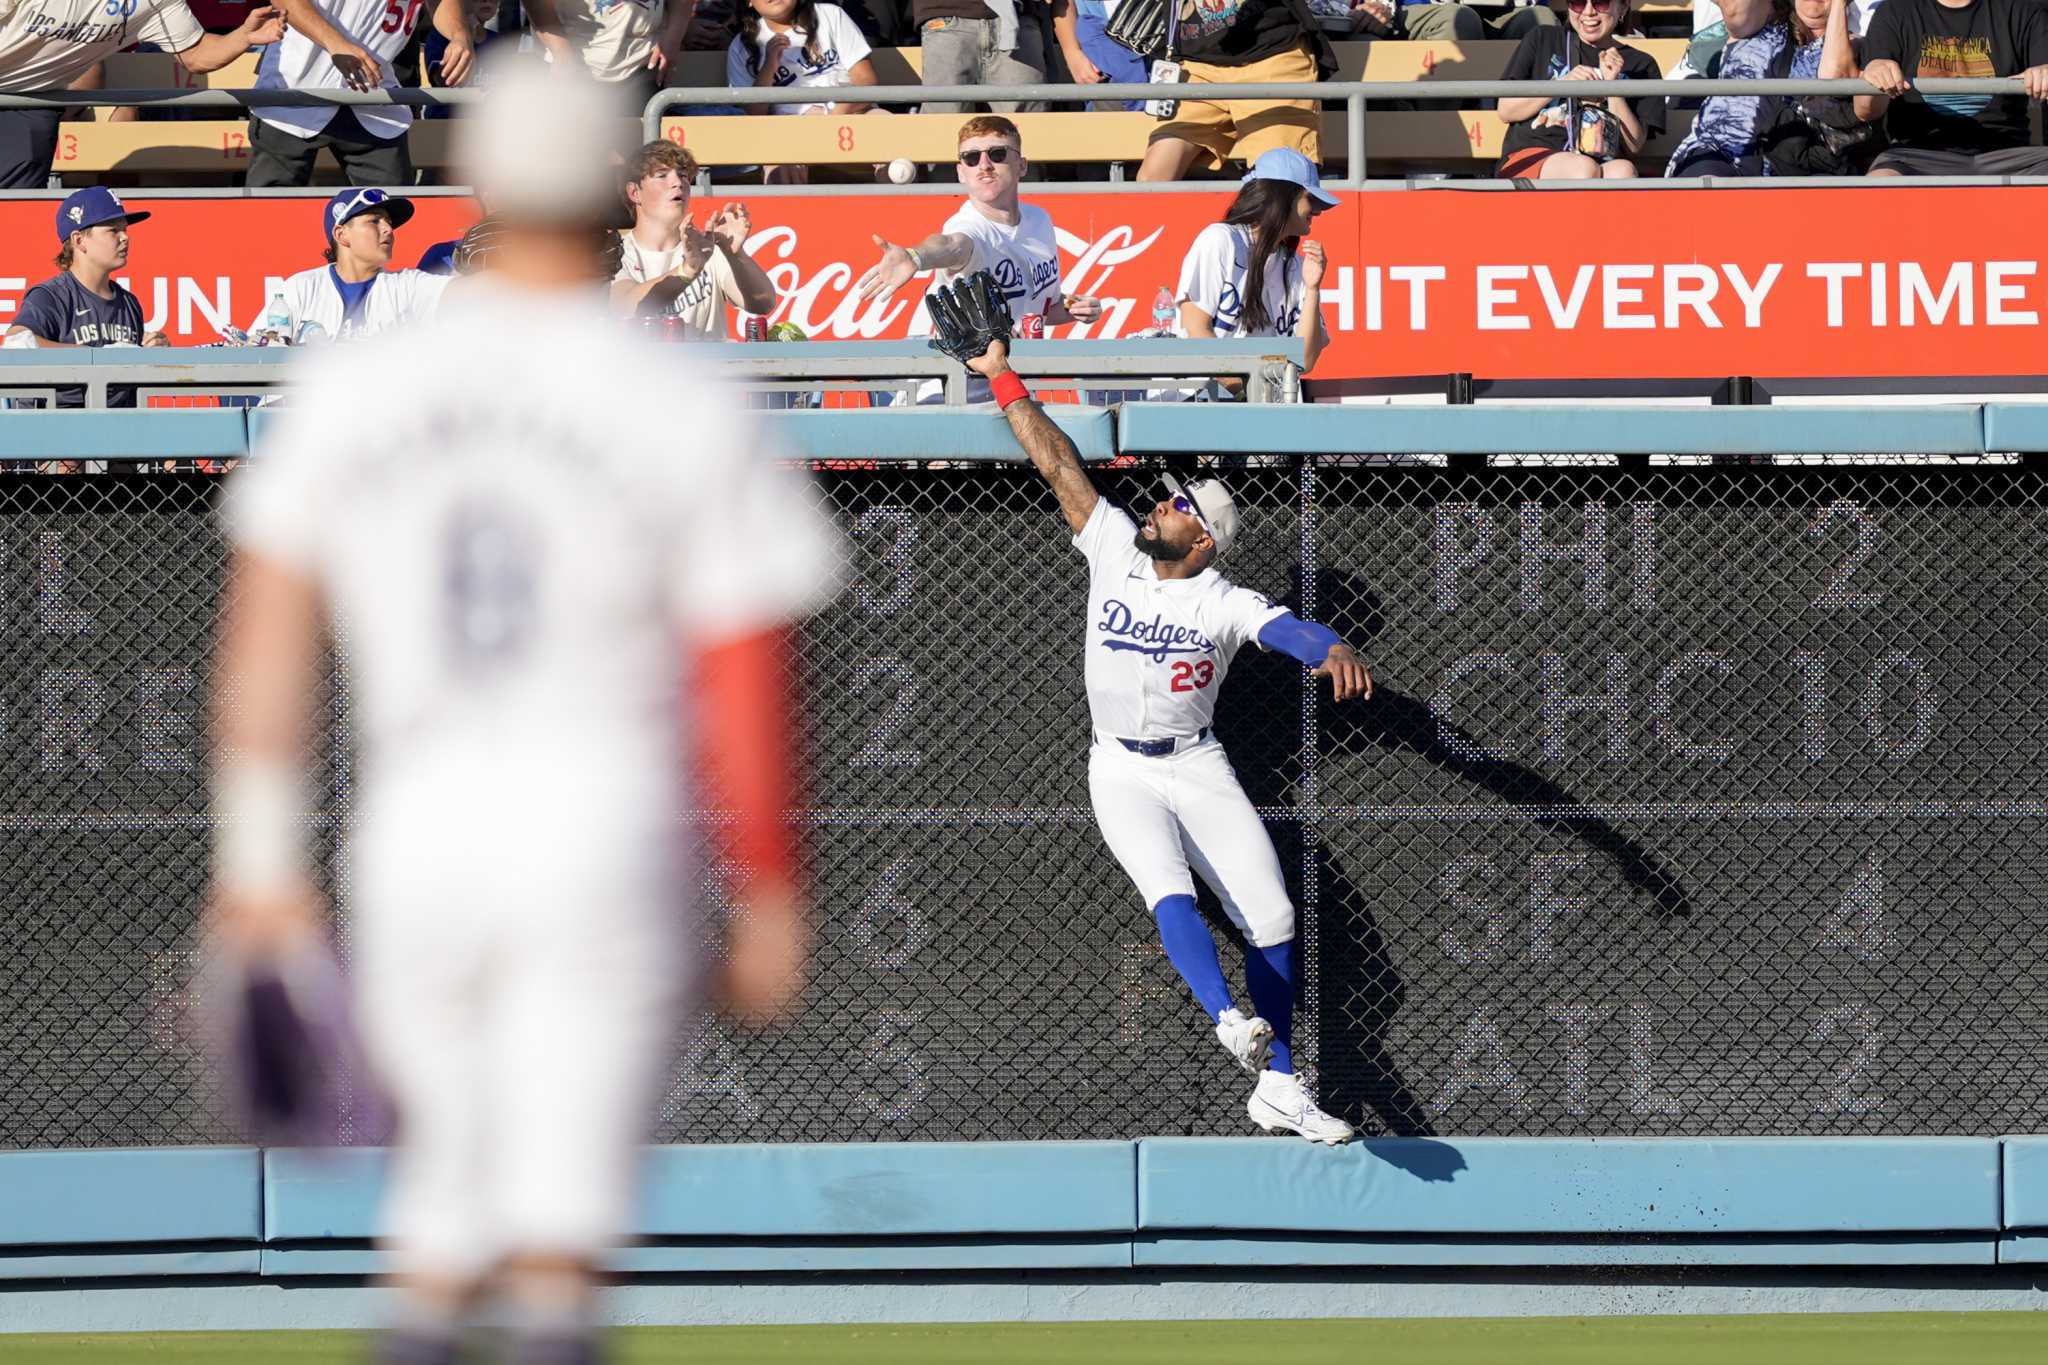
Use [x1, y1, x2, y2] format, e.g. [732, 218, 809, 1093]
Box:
[886, 158, 917, 185]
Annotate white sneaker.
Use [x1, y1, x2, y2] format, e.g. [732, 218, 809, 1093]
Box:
[1214, 1008, 1274, 1074]
[1247, 1069, 1356, 1145]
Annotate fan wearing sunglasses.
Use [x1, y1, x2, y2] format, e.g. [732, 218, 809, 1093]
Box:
[925, 270, 1373, 1144]
[1495, 0, 1664, 179]
[856, 116, 1101, 399]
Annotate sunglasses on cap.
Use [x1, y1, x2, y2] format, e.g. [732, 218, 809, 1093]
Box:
[958, 146, 1014, 167]
[1169, 495, 1198, 517]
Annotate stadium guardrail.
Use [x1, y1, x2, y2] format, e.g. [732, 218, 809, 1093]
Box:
[2, 78, 2035, 187]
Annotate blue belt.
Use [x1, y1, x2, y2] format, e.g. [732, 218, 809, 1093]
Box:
[1113, 727, 1210, 757]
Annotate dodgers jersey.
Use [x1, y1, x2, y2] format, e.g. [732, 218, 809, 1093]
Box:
[248, 265, 451, 343]
[1, 0, 203, 93]
[1074, 498, 1286, 740]
[254, 0, 425, 140]
[228, 282, 839, 813]
[935, 200, 1062, 318]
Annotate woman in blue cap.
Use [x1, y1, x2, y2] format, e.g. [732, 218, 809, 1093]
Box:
[1172, 146, 1335, 377]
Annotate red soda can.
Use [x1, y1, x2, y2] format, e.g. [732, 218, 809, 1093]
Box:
[745, 317, 768, 341]
[1018, 314, 1045, 340]
[662, 315, 687, 342]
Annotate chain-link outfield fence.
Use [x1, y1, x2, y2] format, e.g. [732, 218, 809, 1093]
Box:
[3, 453, 2045, 1148]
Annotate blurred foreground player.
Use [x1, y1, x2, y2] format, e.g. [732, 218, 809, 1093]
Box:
[925, 274, 1369, 1144]
[207, 59, 839, 1365]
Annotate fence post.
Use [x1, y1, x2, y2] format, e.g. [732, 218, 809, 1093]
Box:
[1346, 93, 1366, 186]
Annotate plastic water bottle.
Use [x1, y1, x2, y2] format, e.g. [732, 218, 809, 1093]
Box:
[262, 292, 291, 339]
[294, 319, 328, 346]
[1151, 287, 1176, 337]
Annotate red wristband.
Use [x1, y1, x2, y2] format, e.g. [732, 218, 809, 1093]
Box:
[991, 370, 1029, 410]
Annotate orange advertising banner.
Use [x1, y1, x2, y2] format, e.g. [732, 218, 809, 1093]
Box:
[3, 186, 2044, 380]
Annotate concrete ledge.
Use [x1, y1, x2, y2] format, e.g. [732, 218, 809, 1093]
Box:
[1135, 1233, 1999, 1267]
[1136, 1138, 2003, 1236]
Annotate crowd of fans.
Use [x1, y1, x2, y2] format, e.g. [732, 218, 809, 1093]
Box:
[4, 0, 2048, 190]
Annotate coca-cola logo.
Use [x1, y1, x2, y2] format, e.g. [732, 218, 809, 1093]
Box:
[748, 222, 1167, 340]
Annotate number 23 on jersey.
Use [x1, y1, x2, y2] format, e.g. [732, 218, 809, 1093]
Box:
[1170, 659, 1215, 692]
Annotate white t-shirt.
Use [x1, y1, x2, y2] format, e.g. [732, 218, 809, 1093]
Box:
[227, 282, 839, 818]
[725, 3, 871, 111]
[253, 0, 421, 140]
[246, 265, 452, 342]
[612, 230, 745, 340]
[1073, 498, 1286, 740]
[1175, 221, 1309, 339]
[935, 200, 1063, 320]
[0, 0, 203, 93]
[542, 0, 667, 84]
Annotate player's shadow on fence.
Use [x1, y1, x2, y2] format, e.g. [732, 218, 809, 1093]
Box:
[1212, 567, 1690, 1137]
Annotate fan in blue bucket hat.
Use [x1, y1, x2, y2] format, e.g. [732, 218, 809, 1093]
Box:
[1169, 147, 1337, 380]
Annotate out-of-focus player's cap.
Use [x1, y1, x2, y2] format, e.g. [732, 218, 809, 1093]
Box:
[56, 186, 150, 241]
[457, 56, 631, 223]
[324, 188, 415, 243]
[1163, 472, 1241, 558]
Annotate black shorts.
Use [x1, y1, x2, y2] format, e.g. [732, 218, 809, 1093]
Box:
[0, 108, 63, 189]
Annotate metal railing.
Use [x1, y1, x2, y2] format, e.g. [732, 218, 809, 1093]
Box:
[0, 338, 1307, 408]
[1, 77, 2035, 186]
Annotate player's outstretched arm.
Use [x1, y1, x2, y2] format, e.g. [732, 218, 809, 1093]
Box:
[1259, 613, 1373, 702]
[972, 341, 1099, 535]
[927, 271, 1100, 535]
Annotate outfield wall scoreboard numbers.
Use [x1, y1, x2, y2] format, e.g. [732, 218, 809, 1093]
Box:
[1308, 464, 2048, 1135]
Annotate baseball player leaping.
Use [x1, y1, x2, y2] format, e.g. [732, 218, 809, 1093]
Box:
[926, 274, 1370, 1145]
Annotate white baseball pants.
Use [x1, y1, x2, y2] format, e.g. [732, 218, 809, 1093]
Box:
[349, 780, 685, 1281]
[1087, 736, 1296, 947]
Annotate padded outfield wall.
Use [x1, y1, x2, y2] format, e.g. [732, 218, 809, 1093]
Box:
[3, 404, 2045, 1150]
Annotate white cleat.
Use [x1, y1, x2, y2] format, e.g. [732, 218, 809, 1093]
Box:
[1247, 1069, 1356, 1145]
[1214, 1008, 1274, 1074]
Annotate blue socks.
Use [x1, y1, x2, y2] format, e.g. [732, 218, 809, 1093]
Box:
[1245, 939, 1297, 1075]
[1151, 896, 1297, 1074]
[1152, 895, 1235, 1020]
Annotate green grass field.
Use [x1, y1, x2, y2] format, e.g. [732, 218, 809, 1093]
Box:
[1, 1315, 2044, 1364]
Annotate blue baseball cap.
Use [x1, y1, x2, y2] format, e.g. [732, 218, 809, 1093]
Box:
[324, 188, 416, 243]
[1241, 148, 1340, 210]
[55, 187, 150, 242]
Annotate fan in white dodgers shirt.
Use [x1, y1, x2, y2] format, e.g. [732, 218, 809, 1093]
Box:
[1175, 148, 1335, 380]
[728, 0, 879, 112]
[727, 0, 883, 184]
[0, 0, 282, 188]
[250, 0, 474, 189]
[247, 189, 452, 344]
[610, 140, 780, 338]
[854, 115, 1103, 399]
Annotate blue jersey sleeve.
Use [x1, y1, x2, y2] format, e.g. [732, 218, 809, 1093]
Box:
[1258, 612, 1343, 666]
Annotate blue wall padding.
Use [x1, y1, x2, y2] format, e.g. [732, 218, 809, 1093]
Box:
[1983, 403, 2048, 454]
[263, 1142, 1137, 1242]
[0, 1249, 262, 1279]
[765, 408, 1116, 461]
[264, 1148, 387, 1241]
[635, 1141, 1137, 1237]
[0, 411, 250, 459]
[1999, 1137, 2048, 1228]
[1137, 1137, 2002, 1235]
[0, 1147, 259, 1246]
[1115, 402, 1990, 456]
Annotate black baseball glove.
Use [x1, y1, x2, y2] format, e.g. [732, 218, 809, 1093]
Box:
[925, 270, 1014, 366]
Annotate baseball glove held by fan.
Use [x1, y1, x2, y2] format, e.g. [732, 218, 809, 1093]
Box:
[925, 271, 1014, 365]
